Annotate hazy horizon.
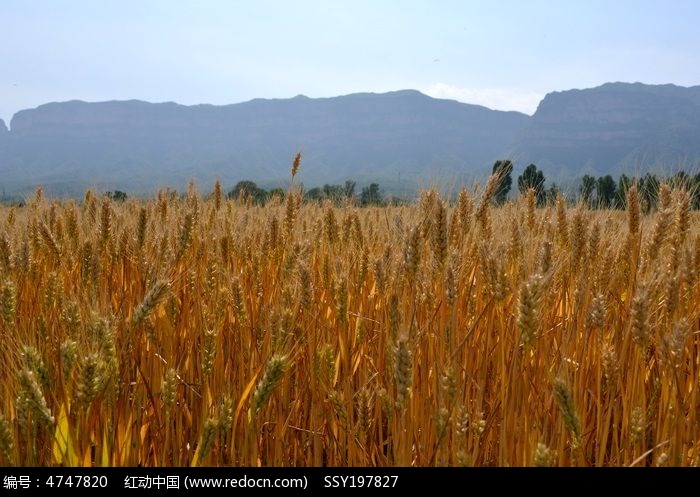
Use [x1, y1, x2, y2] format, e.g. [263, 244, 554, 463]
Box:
[2, 0, 700, 124]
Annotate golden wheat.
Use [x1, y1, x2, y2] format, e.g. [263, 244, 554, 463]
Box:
[0, 175, 699, 467]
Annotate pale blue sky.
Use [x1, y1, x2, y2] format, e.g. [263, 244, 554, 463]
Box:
[1, 0, 699, 123]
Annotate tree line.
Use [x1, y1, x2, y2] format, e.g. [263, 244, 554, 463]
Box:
[16, 164, 695, 209]
[227, 180, 386, 206]
[491, 160, 700, 210]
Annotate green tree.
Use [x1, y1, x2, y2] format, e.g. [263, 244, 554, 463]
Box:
[517, 164, 546, 205]
[579, 175, 596, 206]
[228, 181, 268, 204]
[492, 160, 513, 205]
[546, 183, 560, 206]
[107, 190, 127, 202]
[639, 173, 659, 212]
[304, 187, 323, 201]
[322, 184, 343, 201]
[344, 180, 356, 198]
[671, 170, 690, 189]
[360, 183, 383, 206]
[617, 174, 631, 208]
[596, 175, 617, 208]
[268, 187, 285, 200]
[317, 182, 358, 204]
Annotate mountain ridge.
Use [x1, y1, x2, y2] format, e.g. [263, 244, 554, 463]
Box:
[1, 89, 530, 194]
[511, 82, 700, 182]
[2, 82, 700, 196]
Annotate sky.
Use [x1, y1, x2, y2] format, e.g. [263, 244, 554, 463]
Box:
[1, 0, 700, 124]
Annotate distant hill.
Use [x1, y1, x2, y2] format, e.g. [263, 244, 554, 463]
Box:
[510, 82, 700, 182]
[0, 90, 528, 196]
[2, 83, 700, 197]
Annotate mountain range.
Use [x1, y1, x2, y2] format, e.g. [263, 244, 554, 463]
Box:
[1, 82, 699, 196]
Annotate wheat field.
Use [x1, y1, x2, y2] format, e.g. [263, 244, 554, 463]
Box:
[0, 170, 699, 467]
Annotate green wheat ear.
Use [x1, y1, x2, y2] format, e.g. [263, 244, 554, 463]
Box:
[198, 417, 219, 459]
[0, 280, 17, 330]
[18, 369, 54, 428]
[533, 443, 556, 467]
[553, 377, 581, 442]
[252, 354, 288, 414]
[394, 336, 412, 408]
[161, 368, 178, 408]
[132, 279, 170, 327]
